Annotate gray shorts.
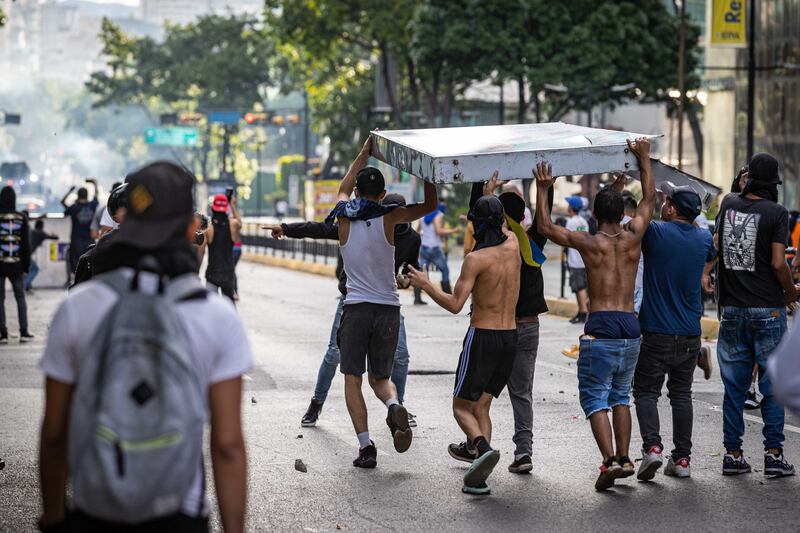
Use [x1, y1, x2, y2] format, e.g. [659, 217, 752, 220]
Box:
[337, 303, 400, 378]
[569, 267, 588, 293]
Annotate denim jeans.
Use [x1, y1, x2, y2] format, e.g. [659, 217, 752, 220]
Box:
[633, 333, 700, 459]
[419, 245, 450, 284]
[577, 337, 640, 418]
[313, 296, 410, 403]
[717, 306, 787, 452]
[0, 273, 27, 333]
[24, 260, 39, 290]
[506, 321, 540, 458]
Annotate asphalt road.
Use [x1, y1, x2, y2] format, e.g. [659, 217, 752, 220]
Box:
[1, 262, 799, 532]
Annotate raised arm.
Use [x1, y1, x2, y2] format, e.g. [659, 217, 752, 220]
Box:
[60, 187, 75, 209]
[627, 138, 656, 236]
[407, 253, 479, 314]
[87, 179, 99, 201]
[533, 162, 591, 250]
[387, 180, 438, 225]
[265, 221, 338, 240]
[337, 136, 373, 202]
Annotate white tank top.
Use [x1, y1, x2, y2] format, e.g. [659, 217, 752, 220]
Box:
[421, 214, 443, 248]
[340, 217, 400, 307]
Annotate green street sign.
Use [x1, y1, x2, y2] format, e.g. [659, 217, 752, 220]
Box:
[144, 127, 199, 147]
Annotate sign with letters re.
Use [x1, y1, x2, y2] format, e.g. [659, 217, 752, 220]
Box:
[710, 0, 747, 47]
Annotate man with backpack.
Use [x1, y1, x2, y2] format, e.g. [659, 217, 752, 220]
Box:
[38, 162, 252, 533]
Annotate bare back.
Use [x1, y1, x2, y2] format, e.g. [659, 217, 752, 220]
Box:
[578, 230, 642, 313]
[468, 231, 521, 330]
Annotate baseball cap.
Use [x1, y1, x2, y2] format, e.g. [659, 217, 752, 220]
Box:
[211, 194, 229, 213]
[658, 181, 702, 220]
[566, 196, 583, 213]
[356, 167, 385, 197]
[115, 162, 195, 250]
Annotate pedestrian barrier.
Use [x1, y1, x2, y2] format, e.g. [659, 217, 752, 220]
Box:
[240, 223, 339, 264]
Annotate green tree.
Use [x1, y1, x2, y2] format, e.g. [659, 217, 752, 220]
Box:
[86, 15, 275, 184]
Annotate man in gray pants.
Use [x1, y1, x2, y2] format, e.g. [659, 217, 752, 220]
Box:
[447, 176, 553, 473]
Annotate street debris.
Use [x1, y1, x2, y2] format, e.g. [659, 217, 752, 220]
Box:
[295, 459, 307, 473]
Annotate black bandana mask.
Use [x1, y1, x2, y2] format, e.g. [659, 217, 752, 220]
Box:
[469, 196, 507, 251]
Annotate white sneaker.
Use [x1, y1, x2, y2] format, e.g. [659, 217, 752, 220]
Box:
[664, 456, 691, 478]
[637, 446, 664, 481]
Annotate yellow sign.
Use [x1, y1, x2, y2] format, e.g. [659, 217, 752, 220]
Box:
[710, 0, 747, 47]
[312, 180, 341, 221]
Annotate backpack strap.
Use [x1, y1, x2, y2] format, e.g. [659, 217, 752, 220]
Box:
[165, 274, 207, 303]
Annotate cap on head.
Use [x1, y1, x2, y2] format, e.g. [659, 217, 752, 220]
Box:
[659, 181, 702, 220]
[469, 195, 505, 228]
[114, 161, 195, 250]
[355, 167, 385, 198]
[383, 193, 406, 206]
[748, 153, 781, 184]
[211, 194, 229, 213]
[498, 191, 525, 223]
[566, 196, 583, 213]
[107, 182, 128, 217]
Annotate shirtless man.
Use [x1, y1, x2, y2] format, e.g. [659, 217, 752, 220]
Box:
[409, 194, 521, 495]
[534, 137, 655, 491]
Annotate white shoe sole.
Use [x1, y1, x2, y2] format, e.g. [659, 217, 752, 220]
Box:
[637, 457, 663, 481]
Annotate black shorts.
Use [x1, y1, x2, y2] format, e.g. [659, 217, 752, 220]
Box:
[338, 302, 400, 379]
[569, 267, 588, 293]
[453, 327, 518, 401]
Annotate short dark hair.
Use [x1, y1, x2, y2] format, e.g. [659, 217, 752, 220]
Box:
[35, 219, 44, 230]
[355, 167, 385, 198]
[593, 188, 624, 225]
[623, 196, 637, 213]
[77, 187, 88, 200]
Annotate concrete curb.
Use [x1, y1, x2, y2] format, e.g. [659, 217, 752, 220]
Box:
[243, 253, 337, 277]
[244, 253, 720, 340]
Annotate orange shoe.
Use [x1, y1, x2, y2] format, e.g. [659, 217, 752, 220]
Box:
[561, 344, 579, 359]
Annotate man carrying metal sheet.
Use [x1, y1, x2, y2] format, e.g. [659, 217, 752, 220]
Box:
[409, 194, 521, 495]
[534, 138, 656, 491]
[445, 175, 553, 476]
[327, 136, 437, 469]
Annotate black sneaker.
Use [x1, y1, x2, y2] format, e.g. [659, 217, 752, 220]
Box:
[569, 314, 582, 324]
[386, 404, 412, 453]
[0, 332, 7, 344]
[764, 452, 795, 477]
[744, 389, 760, 410]
[353, 442, 377, 469]
[301, 399, 324, 427]
[508, 455, 533, 474]
[448, 442, 476, 463]
[20, 331, 34, 343]
[0, 457, 4, 470]
[722, 453, 752, 475]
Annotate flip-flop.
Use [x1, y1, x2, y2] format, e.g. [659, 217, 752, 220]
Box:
[388, 404, 412, 453]
[462, 483, 491, 495]
[463, 449, 500, 488]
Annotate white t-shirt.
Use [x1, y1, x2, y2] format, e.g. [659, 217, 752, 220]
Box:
[39, 270, 253, 517]
[421, 212, 443, 249]
[100, 207, 118, 230]
[565, 215, 588, 268]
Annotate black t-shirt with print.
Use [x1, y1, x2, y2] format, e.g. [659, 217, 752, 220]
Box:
[717, 194, 789, 308]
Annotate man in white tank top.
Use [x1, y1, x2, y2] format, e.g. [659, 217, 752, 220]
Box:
[333, 136, 437, 469]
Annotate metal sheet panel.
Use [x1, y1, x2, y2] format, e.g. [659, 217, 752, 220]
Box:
[370, 122, 721, 208]
[371, 122, 656, 183]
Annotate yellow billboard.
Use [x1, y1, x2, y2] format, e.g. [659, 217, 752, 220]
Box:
[710, 0, 747, 47]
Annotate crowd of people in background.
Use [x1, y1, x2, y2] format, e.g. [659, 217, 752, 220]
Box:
[1, 132, 791, 531]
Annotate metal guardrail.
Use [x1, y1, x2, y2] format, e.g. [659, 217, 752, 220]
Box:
[240, 223, 339, 264]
